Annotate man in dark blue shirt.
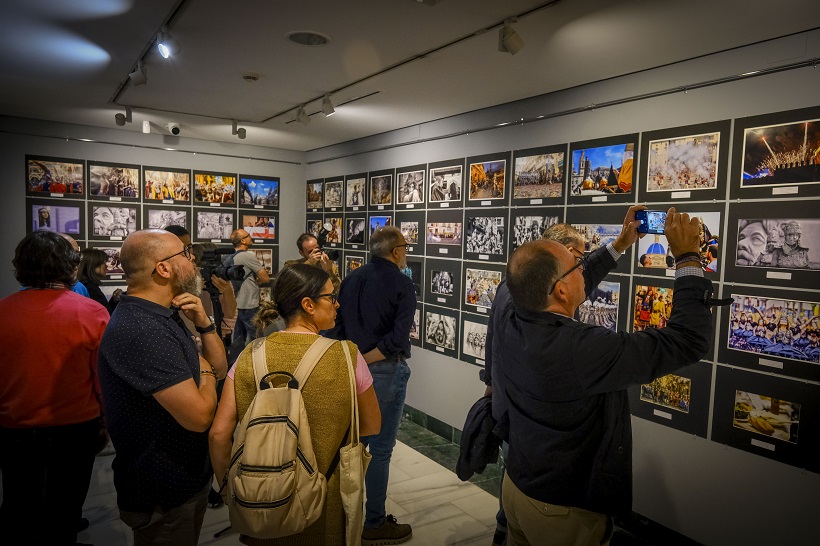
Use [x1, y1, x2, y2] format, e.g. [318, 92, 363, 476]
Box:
[326, 225, 416, 545]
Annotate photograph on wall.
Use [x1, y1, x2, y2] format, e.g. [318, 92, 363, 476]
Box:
[401, 221, 419, 245]
[426, 222, 462, 246]
[397, 169, 425, 206]
[29, 202, 81, 236]
[99, 247, 124, 277]
[100, 285, 126, 303]
[741, 118, 820, 189]
[144, 168, 190, 202]
[410, 307, 421, 342]
[145, 207, 188, 230]
[345, 175, 367, 209]
[26, 156, 84, 196]
[646, 132, 720, 193]
[369, 174, 393, 207]
[324, 217, 342, 246]
[579, 280, 620, 332]
[195, 210, 234, 241]
[369, 215, 392, 235]
[431, 269, 455, 297]
[241, 213, 276, 241]
[424, 258, 461, 307]
[404, 257, 423, 300]
[569, 135, 637, 201]
[633, 284, 673, 332]
[307, 217, 322, 238]
[306, 180, 323, 210]
[465, 214, 506, 259]
[395, 210, 426, 256]
[239, 175, 279, 208]
[565, 206, 634, 274]
[324, 179, 343, 209]
[735, 218, 820, 271]
[194, 172, 236, 204]
[727, 294, 819, 365]
[513, 149, 565, 202]
[510, 209, 561, 253]
[464, 268, 501, 309]
[462, 319, 488, 360]
[425, 311, 457, 350]
[637, 210, 721, 274]
[345, 218, 366, 247]
[88, 162, 139, 200]
[572, 224, 621, 253]
[733, 390, 800, 444]
[469, 158, 507, 201]
[345, 255, 365, 276]
[428, 163, 463, 205]
[640, 374, 692, 414]
[250, 248, 275, 276]
[90, 205, 138, 239]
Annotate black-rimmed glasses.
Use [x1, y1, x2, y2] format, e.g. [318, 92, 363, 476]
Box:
[549, 254, 588, 294]
[152, 244, 193, 274]
[393, 244, 410, 251]
[313, 291, 338, 305]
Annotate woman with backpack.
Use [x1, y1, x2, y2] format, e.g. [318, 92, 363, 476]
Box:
[209, 263, 381, 545]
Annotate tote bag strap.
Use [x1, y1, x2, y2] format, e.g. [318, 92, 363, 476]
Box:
[339, 341, 360, 447]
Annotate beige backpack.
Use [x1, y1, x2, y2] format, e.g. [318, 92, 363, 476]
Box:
[224, 336, 337, 539]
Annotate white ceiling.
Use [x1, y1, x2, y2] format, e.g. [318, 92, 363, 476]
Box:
[1, 0, 818, 152]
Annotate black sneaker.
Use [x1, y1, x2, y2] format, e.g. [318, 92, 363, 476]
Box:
[362, 514, 412, 546]
[492, 528, 507, 546]
[208, 487, 224, 508]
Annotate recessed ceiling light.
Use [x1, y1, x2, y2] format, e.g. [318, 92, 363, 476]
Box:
[286, 31, 330, 46]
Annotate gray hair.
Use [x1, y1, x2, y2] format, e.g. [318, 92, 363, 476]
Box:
[370, 225, 403, 258]
[542, 223, 584, 249]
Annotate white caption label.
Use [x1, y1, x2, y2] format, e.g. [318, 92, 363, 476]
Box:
[352, 206, 360, 211]
[50, 193, 64, 197]
[758, 358, 784, 369]
[163, 199, 173, 204]
[210, 202, 220, 207]
[481, 200, 491, 206]
[437, 297, 446, 303]
[530, 199, 543, 205]
[479, 254, 489, 260]
[111, 236, 123, 241]
[254, 239, 263, 244]
[111, 275, 123, 280]
[653, 409, 673, 420]
[671, 191, 691, 199]
[436, 346, 444, 353]
[351, 245, 359, 249]
[476, 358, 485, 366]
[592, 195, 607, 202]
[750, 438, 776, 451]
[210, 239, 221, 243]
[439, 248, 448, 254]
[408, 246, 414, 252]
[407, 204, 415, 209]
[766, 271, 791, 280]
[441, 203, 450, 208]
[665, 269, 676, 277]
[378, 205, 384, 210]
[110, 196, 122, 202]
[478, 307, 487, 314]
[772, 186, 798, 195]
[254, 205, 262, 209]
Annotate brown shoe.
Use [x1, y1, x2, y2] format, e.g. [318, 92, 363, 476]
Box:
[362, 514, 412, 545]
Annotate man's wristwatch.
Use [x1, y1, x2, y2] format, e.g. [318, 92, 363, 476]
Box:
[196, 323, 216, 335]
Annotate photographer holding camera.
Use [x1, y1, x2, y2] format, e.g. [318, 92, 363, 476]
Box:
[229, 229, 271, 346]
[284, 232, 341, 291]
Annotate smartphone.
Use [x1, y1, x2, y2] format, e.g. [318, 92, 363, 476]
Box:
[636, 210, 667, 234]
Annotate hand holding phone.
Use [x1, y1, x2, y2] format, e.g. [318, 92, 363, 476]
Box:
[636, 210, 667, 234]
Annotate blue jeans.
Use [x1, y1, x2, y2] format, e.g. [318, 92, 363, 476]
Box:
[361, 359, 411, 529]
[233, 307, 258, 347]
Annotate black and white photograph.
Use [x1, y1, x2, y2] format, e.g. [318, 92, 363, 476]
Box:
[425, 311, 457, 351]
[307, 217, 322, 238]
[510, 211, 560, 253]
[462, 319, 488, 360]
[465, 215, 505, 257]
[410, 307, 421, 343]
[464, 268, 501, 309]
[90, 204, 137, 239]
[512, 146, 565, 204]
[428, 163, 463, 205]
[88, 162, 140, 200]
[324, 179, 343, 209]
[345, 218, 366, 247]
[369, 174, 392, 207]
[397, 169, 425, 205]
[145, 207, 188, 230]
[424, 258, 461, 306]
[431, 270, 454, 296]
[345, 175, 367, 208]
[579, 280, 621, 332]
[306, 179, 323, 210]
[195, 210, 234, 241]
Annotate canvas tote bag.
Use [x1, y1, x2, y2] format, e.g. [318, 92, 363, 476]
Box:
[338, 341, 372, 546]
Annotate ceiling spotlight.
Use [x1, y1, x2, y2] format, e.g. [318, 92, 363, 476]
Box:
[498, 20, 525, 55]
[232, 120, 247, 139]
[322, 95, 336, 117]
[128, 61, 147, 85]
[114, 107, 132, 126]
[157, 28, 180, 59]
[296, 105, 310, 125]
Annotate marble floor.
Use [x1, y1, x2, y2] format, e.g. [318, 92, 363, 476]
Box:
[76, 419, 501, 545]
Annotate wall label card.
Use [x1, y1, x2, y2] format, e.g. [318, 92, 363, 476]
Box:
[476, 359, 484, 366]
[439, 248, 448, 254]
[772, 186, 798, 195]
[441, 203, 449, 208]
[163, 199, 173, 204]
[407, 204, 414, 208]
[766, 271, 791, 280]
[671, 191, 691, 199]
[750, 438, 776, 451]
[758, 358, 784, 369]
[653, 409, 673, 420]
[530, 199, 543, 205]
[665, 269, 675, 277]
[437, 297, 446, 303]
[111, 196, 122, 202]
[479, 254, 489, 260]
[592, 195, 607, 202]
[51, 193, 64, 197]
[436, 346, 444, 353]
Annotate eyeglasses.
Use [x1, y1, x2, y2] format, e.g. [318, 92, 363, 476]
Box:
[392, 244, 410, 251]
[549, 254, 587, 294]
[313, 291, 338, 305]
[152, 244, 193, 274]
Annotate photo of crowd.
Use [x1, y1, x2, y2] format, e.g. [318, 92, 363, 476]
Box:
[733, 390, 800, 444]
[640, 374, 691, 413]
[239, 177, 279, 207]
[570, 143, 634, 195]
[465, 216, 504, 255]
[647, 132, 720, 192]
[324, 181, 343, 208]
[735, 218, 820, 270]
[346, 177, 366, 207]
[579, 280, 620, 332]
[144, 170, 190, 201]
[194, 173, 235, 204]
[511, 214, 559, 253]
[27, 157, 84, 194]
[429, 165, 462, 202]
[469, 160, 506, 200]
[425, 312, 456, 350]
[465, 268, 501, 308]
[398, 171, 425, 204]
[634, 285, 673, 332]
[513, 153, 564, 199]
[196, 211, 233, 240]
[92, 206, 137, 237]
[147, 209, 186, 230]
[426, 222, 462, 245]
[89, 164, 139, 198]
[741, 117, 820, 187]
[431, 270, 454, 296]
[571, 224, 621, 253]
[462, 320, 488, 359]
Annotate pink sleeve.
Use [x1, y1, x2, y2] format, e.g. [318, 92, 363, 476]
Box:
[355, 351, 373, 395]
[227, 361, 237, 380]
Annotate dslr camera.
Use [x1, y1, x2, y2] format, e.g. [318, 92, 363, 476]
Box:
[316, 223, 340, 261]
[199, 247, 246, 283]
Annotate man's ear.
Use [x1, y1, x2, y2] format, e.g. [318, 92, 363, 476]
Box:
[155, 260, 173, 280]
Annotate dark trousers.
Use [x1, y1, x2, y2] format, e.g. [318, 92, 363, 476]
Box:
[0, 418, 100, 545]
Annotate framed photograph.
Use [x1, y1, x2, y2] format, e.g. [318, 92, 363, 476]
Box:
[627, 361, 712, 438]
[368, 214, 393, 244]
[510, 207, 562, 254]
[425, 258, 462, 310]
[725, 200, 820, 290]
[467, 152, 510, 205]
[635, 204, 723, 280]
[143, 205, 189, 232]
[410, 303, 423, 348]
[395, 209, 426, 256]
[321, 178, 343, 211]
[428, 159, 464, 208]
[368, 170, 394, 210]
[464, 209, 508, 263]
[344, 217, 367, 250]
[511, 144, 567, 206]
[423, 305, 459, 357]
[100, 284, 127, 303]
[238, 174, 279, 209]
[345, 173, 367, 211]
[194, 209, 234, 242]
[719, 287, 820, 382]
[711, 365, 820, 472]
[27, 199, 84, 239]
[460, 312, 489, 366]
[248, 246, 278, 276]
[405, 256, 424, 302]
[193, 171, 236, 206]
[344, 252, 366, 277]
[425, 208, 464, 259]
[638, 120, 730, 202]
[88, 203, 138, 241]
[322, 216, 343, 248]
[306, 179, 324, 211]
[26, 155, 85, 198]
[240, 212, 278, 243]
[96, 246, 125, 281]
[568, 134, 638, 203]
[463, 262, 505, 315]
[566, 205, 632, 274]
[730, 105, 820, 199]
[306, 214, 323, 239]
[395, 165, 426, 209]
[143, 167, 191, 204]
[87, 161, 140, 201]
[579, 275, 628, 333]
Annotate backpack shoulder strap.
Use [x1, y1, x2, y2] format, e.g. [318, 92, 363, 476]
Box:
[292, 336, 337, 390]
[250, 337, 268, 391]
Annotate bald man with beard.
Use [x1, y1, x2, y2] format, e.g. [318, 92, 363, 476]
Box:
[99, 230, 227, 546]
